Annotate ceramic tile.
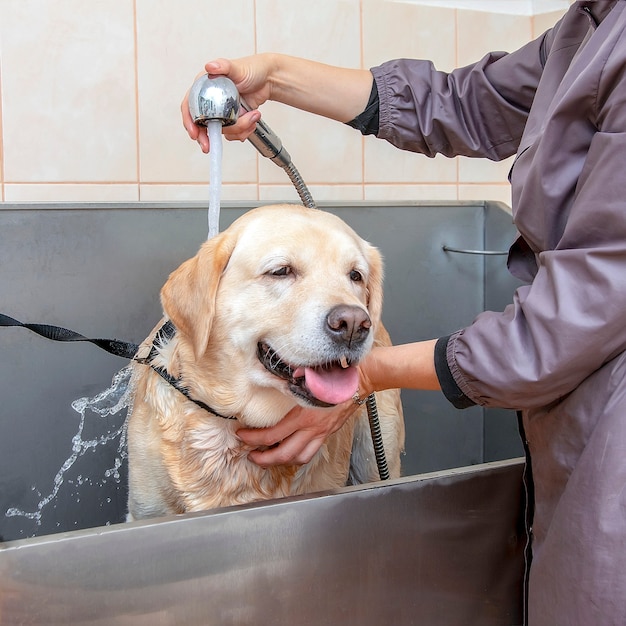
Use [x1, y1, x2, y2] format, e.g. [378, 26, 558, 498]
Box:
[0, 89, 3, 189]
[253, 1, 363, 187]
[258, 184, 306, 205]
[255, 0, 361, 66]
[256, 102, 363, 185]
[363, 1, 456, 71]
[4, 184, 139, 203]
[252, 184, 363, 205]
[0, 0, 561, 206]
[532, 10, 567, 38]
[458, 184, 512, 208]
[300, 185, 364, 204]
[365, 140, 457, 184]
[405, 0, 569, 12]
[364, 184, 458, 202]
[0, 0, 137, 183]
[135, 0, 257, 185]
[185, 139, 258, 186]
[139, 183, 258, 203]
[457, 10, 532, 63]
[458, 155, 514, 183]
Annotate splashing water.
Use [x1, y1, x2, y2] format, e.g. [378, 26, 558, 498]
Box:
[207, 120, 223, 239]
[5, 366, 133, 527]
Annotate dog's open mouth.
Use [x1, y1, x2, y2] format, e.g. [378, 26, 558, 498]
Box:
[257, 342, 359, 407]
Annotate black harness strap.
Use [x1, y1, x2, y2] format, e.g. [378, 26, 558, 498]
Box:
[134, 321, 235, 420]
[0, 313, 235, 420]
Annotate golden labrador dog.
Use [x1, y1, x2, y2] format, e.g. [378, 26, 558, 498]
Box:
[127, 204, 404, 520]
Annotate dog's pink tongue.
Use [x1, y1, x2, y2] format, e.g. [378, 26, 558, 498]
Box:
[302, 364, 359, 405]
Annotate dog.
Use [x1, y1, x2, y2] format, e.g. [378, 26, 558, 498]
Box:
[126, 204, 404, 520]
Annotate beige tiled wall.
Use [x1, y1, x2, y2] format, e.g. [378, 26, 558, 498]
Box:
[0, 1, 566, 206]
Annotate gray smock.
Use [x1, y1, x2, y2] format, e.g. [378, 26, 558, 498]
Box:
[368, 1, 626, 624]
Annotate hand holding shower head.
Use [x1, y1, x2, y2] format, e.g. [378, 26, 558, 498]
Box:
[189, 74, 292, 167]
[188, 74, 316, 209]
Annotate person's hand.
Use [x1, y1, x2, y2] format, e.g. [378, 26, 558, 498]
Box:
[236, 399, 360, 467]
[235, 339, 440, 467]
[181, 55, 274, 153]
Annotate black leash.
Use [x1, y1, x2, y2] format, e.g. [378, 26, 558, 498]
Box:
[0, 313, 235, 419]
[0, 313, 139, 358]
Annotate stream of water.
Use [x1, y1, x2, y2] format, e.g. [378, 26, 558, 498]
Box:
[207, 120, 223, 239]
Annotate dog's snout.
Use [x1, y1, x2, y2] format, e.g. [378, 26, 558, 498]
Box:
[326, 305, 371, 347]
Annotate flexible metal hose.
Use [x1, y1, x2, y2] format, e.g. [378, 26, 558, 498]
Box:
[366, 393, 390, 480]
[282, 162, 316, 209]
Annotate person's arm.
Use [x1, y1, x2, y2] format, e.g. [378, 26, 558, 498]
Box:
[237, 339, 440, 466]
[182, 53, 373, 153]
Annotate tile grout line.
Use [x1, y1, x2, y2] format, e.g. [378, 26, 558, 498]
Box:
[253, 0, 260, 203]
[359, 0, 366, 201]
[133, 0, 141, 201]
[454, 8, 460, 202]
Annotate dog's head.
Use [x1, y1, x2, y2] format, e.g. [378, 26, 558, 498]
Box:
[160, 204, 384, 425]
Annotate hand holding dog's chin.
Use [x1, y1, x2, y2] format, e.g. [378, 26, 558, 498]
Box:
[237, 401, 359, 467]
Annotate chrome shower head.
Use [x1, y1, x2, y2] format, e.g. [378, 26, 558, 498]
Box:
[188, 74, 240, 127]
[187, 73, 316, 209]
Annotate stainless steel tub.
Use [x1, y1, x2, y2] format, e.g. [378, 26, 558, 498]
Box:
[0, 459, 524, 625]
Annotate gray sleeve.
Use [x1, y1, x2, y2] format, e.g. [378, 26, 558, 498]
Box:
[371, 33, 550, 161]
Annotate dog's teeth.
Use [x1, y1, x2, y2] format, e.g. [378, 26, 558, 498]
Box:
[340, 355, 349, 369]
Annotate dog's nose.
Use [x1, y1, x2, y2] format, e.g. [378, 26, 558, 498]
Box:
[326, 305, 371, 347]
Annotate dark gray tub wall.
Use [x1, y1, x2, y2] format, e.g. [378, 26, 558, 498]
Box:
[0, 200, 523, 541]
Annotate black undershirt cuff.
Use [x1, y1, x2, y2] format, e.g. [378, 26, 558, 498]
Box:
[345, 78, 380, 136]
[434, 335, 476, 409]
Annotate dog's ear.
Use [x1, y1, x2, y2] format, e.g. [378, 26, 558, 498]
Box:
[160, 232, 236, 360]
[365, 244, 384, 326]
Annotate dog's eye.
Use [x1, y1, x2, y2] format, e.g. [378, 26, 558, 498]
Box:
[268, 266, 293, 277]
[350, 269, 364, 282]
